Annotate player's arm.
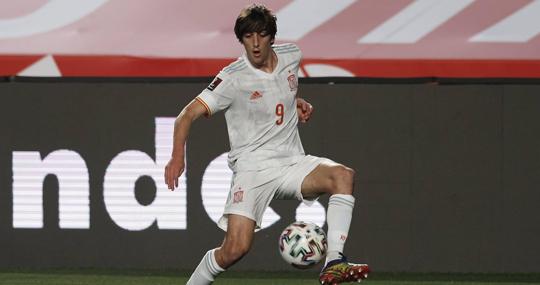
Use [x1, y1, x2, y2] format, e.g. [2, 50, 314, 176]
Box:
[164, 99, 208, 190]
[296, 97, 314, 123]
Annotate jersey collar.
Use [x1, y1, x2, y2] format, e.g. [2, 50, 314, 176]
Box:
[242, 49, 281, 79]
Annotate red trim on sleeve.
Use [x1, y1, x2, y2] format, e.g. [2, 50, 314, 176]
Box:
[195, 97, 212, 117]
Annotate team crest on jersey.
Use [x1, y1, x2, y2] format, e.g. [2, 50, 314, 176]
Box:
[207, 77, 222, 91]
[287, 72, 298, 91]
[233, 188, 244, 204]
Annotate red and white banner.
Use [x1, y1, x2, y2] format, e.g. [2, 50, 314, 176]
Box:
[1, 0, 539, 77]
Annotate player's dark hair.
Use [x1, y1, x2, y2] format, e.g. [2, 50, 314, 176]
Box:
[234, 4, 277, 43]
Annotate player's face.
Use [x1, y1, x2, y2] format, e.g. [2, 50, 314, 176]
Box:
[242, 31, 274, 69]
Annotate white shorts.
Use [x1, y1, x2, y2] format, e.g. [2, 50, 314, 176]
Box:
[217, 155, 334, 231]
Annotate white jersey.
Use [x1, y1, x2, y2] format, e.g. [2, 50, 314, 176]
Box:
[196, 43, 305, 172]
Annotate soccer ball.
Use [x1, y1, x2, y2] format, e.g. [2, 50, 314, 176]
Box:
[278, 221, 327, 269]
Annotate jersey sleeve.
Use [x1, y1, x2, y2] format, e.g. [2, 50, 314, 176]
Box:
[293, 43, 303, 63]
[196, 72, 235, 116]
[274, 43, 302, 72]
[291, 44, 302, 70]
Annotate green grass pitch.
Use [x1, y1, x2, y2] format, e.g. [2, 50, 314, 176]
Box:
[0, 270, 539, 285]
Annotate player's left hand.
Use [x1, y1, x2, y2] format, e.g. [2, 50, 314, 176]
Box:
[296, 98, 314, 123]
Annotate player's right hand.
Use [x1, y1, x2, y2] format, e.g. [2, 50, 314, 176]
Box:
[296, 98, 314, 123]
[164, 157, 185, 191]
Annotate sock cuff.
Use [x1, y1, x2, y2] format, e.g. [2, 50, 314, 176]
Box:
[329, 194, 355, 208]
[207, 248, 225, 275]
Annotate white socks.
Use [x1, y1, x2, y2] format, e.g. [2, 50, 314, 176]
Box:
[186, 248, 225, 285]
[325, 194, 355, 265]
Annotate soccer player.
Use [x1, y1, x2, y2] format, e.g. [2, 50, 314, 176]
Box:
[164, 4, 369, 285]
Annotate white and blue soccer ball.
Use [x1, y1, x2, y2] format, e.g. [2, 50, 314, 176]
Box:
[278, 221, 327, 269]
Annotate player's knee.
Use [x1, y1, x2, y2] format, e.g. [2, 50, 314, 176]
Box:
[221, 241, 251, 265]
[330, 165, 355, 194]
[337, 166, 355, 186]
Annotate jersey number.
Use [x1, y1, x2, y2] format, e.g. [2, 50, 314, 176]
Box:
[275, 103, 284, 125]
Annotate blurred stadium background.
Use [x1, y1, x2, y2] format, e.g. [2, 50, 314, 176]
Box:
[1, 0, 540, 284]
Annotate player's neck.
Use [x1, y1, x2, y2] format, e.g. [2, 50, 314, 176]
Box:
[256, 50, 277, 73]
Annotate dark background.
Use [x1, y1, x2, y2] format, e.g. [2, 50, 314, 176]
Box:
[0, 78, 539, 273]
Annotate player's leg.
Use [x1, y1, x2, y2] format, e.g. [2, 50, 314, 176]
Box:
[300, 161, 355, 196]
[276, 157, 357, 261]
[301, 161, 356, 261]
[186, 214, 255, 285]
[215, 214, 256, 268]
[188, 167, 278, 284]
[300, 161, 370, 284]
